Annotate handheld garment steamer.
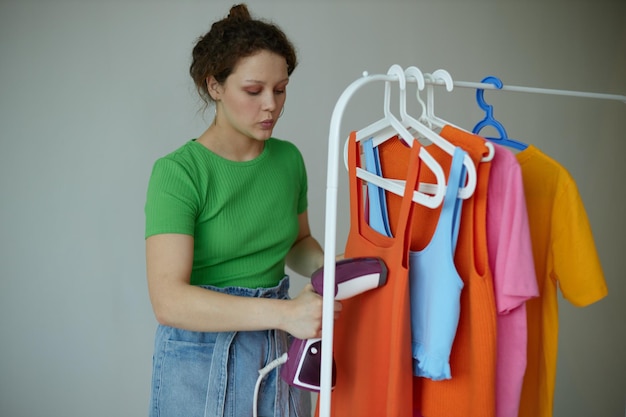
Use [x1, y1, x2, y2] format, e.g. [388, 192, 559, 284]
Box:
[252, 257, 388, 416]
[280, 256, 388, 391]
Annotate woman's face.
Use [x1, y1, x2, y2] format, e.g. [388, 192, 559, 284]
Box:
[210, 50, 289, 142]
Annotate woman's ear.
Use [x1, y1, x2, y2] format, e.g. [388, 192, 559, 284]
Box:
[206, 76, 222, 101]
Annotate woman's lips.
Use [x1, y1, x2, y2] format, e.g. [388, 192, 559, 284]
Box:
[260, 119, 274, 129]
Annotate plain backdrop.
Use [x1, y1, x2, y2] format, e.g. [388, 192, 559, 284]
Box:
[1, 0, 624, 416]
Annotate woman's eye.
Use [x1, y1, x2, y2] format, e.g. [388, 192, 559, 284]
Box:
[244, 87, 285, 96]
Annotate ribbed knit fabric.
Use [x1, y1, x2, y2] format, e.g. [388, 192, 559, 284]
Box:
[144, 138, 308, 288]
[318, 132, 420, 417]
[365, 140, 467, 381]
[379, 126, 497, 417]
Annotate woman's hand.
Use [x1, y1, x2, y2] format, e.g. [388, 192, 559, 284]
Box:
[283, 284, 342, 339]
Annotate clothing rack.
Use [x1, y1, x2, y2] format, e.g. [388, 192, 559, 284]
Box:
[441, 79, 626, 103]
[318, 67, 625, 417]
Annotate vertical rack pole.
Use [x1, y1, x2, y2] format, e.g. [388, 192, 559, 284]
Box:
[319, 71, 397, 417]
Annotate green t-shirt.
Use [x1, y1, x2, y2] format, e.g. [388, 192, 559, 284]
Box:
[145, 138, 308, 288]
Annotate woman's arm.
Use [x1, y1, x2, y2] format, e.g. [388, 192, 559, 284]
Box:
[285, 211, 325, 277]
[146, 233, 324, 338]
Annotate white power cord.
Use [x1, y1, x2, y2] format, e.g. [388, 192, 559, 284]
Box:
[253, 352, 289, 417]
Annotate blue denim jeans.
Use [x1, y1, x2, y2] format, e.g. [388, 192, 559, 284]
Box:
[149, 276, 311, 417]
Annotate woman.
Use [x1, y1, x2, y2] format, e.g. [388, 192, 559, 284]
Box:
[145, 4, 335, 416]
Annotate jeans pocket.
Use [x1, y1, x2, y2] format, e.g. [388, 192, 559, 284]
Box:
[151, 339, 215, 417]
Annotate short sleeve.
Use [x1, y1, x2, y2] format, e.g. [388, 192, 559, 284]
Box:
[144, 157, 199, 238]
[295, 147, 308, 215]
[551, 178, 608, 306]
[487, 147, 539, 314]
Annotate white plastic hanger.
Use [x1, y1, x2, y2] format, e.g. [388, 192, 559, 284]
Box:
[354, 65, 414, 146]
[422, 69, 457, 129]
[420, 68, 495, 163]
[398, 66, 477, 200]
[350, 65, 446, 209]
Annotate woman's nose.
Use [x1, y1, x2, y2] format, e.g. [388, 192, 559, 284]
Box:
[262, 93, 277, 112]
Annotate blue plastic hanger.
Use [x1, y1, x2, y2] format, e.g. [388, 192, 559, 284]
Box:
[472, 76, 528, 151]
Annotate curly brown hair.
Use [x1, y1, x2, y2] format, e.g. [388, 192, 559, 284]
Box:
[189, 4, 298, 107]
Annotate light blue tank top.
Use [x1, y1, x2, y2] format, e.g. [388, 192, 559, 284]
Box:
[363, 138, 392, 237]
[363, 139, 465, 380]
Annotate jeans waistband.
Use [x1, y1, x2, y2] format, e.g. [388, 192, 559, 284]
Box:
[198, 275, 291, 300]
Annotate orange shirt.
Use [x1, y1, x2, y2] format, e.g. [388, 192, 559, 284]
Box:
[321, 132, 420, 417]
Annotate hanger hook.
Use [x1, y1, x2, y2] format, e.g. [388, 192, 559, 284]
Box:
[472, 75, 509, 140]
[387, 64, 406, 89]
[424, 69, 454, 121]
[431, 69, 454, 92]
[404, 65, 425, 90]
[384, 64, 406, 120]
[380, 65, 414, 146]
[476, 75, 503, 111]
[404, 66, 428, 125]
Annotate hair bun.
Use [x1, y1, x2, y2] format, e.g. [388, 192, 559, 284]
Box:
[227, 4, 252, 22]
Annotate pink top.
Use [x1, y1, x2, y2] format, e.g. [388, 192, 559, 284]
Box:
[486, 143, 539, 417]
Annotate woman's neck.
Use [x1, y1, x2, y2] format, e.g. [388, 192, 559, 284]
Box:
[196, 124, 265, 162]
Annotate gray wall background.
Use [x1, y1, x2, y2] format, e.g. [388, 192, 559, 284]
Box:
[1, 0, 624, 416]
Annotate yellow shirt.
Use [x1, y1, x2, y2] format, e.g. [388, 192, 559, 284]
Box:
[516, 145, 608, 417]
